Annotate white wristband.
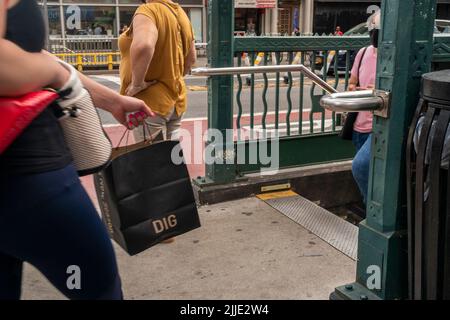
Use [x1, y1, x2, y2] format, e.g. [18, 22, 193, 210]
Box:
[57, 60, 84, 108]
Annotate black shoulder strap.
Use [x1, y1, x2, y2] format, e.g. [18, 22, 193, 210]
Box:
[356, 47, 368, 87]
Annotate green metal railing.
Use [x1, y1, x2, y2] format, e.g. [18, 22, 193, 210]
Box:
[233, 35, 450, 140]
[201, 0, 450, 185]
[232, 36, 369, 178]
[234, 37, 369, 135]
[199, 33, 450, 185]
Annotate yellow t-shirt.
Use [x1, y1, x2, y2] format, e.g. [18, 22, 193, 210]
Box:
[119, 1, 194, 117]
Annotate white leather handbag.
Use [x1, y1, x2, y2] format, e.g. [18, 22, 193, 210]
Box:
[56, 61, 112, 176]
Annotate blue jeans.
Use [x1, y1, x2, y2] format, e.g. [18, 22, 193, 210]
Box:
[352, 132, 372, 204]
[0, 165, 122, 300]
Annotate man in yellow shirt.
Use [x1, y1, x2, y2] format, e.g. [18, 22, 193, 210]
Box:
[119, 0, 196, 140]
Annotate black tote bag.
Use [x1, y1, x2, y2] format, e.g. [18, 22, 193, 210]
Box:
[94, 139, 201, 256]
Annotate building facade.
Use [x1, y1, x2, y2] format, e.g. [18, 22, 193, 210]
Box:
[234, 0, 278, 36]
[40, 0, 205, 42]
[234, 0, 300, 36]
[308, 0, 450, 35]
[40, 0, 450, 53]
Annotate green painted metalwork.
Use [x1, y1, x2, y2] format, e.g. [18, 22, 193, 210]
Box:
[204, 0, 235, 184]
[235, 134, 355, 174]
[234, 36, 371, 52]
[321, 51, 328, 132]
[275, 52, 281, 130]
[299, 53, 305, 135]
[236, 55, 243, 140]
[332, 49, 339, 132]
[250, 52, 256, 139]
[262, 54, 269, 130]
[286, 52, 293, 136]
[333, 49, 340, 89]
[345, 51, 351, 89]
[202, 0, 450, 186]
[432, 34, 450, 62]
[235, 35, 450, 62]
[309, 50, 326, 135]
[323, 50, 329, 79]
[334, 0, 438, 300]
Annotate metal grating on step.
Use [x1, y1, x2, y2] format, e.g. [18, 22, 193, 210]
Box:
[265, 195, 358, 260]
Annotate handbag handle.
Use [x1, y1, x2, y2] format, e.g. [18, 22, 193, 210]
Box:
[116, 121, 155, 152]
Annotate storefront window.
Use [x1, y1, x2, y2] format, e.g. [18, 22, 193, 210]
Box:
[119, 7, 137, 33]
[119, 0, 142, 3]
[38, 2, 205, 42]
[47, 6, 62, 37]
[190, 8, 202, 42]
[63, 5, 117, 37]
[235, 8, 259, 35]
[63, 0, 115, 4]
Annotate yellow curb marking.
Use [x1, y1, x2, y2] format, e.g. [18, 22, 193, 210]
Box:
[256, 189, 299, 201]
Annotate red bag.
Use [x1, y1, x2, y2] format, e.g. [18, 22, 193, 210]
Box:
[0, 90, 59, 154]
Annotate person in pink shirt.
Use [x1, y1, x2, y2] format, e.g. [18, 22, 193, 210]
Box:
[348, 11, 380, 209]
[334, 26, 344, 36]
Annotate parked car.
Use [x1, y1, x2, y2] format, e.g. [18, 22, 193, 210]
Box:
[325, 19, 450, 75]
[435, 19, 450, 33]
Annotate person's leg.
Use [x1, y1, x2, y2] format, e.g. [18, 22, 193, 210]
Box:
[146, 112, 169, 140]
[352, 134, 372, 204]
[166, 110, 183, 141]
[0, 252, 23, 300]
[0, 165, 122, 300]
[352, 131, 370, 152]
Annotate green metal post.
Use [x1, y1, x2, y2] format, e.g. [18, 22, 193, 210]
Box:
[333, 0, 437, 300]
[201, 0, 235, 184]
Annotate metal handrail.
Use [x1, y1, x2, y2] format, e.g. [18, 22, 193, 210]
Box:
[191, 66, 389, 116]
[191, 65, 338, 94]
[320, 89, 387, 114]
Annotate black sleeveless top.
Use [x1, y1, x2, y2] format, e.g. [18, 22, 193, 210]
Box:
[0, 0, 72, 175]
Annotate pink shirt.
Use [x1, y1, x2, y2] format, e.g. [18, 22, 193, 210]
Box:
[351, 45, 377, 133]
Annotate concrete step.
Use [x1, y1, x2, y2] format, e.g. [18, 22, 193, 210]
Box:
[194, 161, 362, 210]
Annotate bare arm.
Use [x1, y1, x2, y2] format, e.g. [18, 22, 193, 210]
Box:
[79, 72, 154, 125]
[41, 51, 155, 126]
[0, 40, 71, 96]
[184, 40, 197, 76]
[126, 14, 158, 96]
[0, 0, 6, 38]
[348, 73, 374, 91]
[348, 74, 358, 91]
[0, 0, 153, 127]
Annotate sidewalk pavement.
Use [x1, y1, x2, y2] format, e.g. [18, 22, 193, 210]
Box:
[21, 197, 355, 300]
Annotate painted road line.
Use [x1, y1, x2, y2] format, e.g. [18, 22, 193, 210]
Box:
[92, 75, 121, 85]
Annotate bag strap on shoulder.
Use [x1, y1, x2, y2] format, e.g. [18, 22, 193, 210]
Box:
[356, 47, 368, 87]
